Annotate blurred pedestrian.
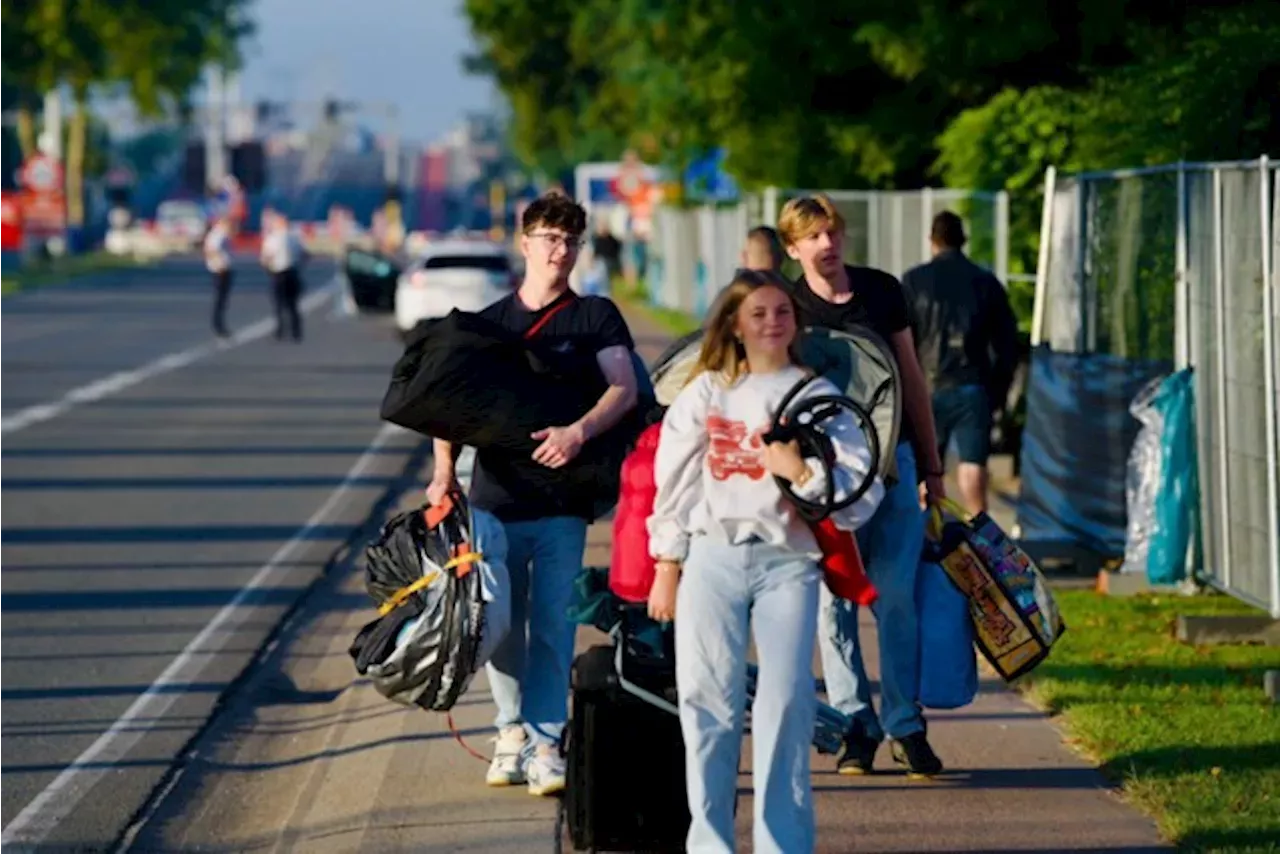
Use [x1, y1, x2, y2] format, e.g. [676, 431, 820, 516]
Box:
[740, 225, 784, 273]
[902, 211, 1019, 515]
[259, 209, 305, 342]
[204, 214, 233, 339]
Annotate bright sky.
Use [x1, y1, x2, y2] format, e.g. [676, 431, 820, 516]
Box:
[235, 0, 497, 144]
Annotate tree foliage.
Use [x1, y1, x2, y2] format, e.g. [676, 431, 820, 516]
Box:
[465, 0, 1279, 329]
[1, 0, 253, 225]
[464, 0, 1279, 187]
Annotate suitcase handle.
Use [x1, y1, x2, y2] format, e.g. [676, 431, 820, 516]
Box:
[608, 624, 679, 716]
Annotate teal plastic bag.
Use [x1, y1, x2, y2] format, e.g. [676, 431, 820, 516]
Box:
[1148, 369, 1199, 585]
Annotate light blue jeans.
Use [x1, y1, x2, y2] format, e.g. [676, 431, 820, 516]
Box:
[676, 536, 820, 854]
[485, 516, 589, 747]
[817, 441, 926, 741]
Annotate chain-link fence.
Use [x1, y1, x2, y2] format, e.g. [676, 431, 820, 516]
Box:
[644, 187, 1010, 318]
[1031, 158, 1279, 616]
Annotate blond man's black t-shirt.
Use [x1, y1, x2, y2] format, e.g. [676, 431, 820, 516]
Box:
[788, 265, 918, 452]
[468, 289, 635, 522]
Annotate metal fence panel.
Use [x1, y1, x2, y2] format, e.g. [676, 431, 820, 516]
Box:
[1270, 165, 1280, 617]
[1220, 167, 1271, 610]
[1033, 177, 1084, 351]
[1186, 169, 1225, 586]
[1090, 172, 1180, 361]
[646, 204, 741, 317]
[1033, 158, 1280, 616]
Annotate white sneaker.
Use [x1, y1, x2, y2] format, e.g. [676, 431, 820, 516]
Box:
[526, 744, 566, 796]
[485, 725, 528, 786]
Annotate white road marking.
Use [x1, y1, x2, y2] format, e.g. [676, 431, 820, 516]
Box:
[0, 422, 404, 848]
[0, 279, 340, 435]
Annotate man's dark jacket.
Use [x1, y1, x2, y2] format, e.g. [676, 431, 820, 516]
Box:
[902, 248, 1020, 409]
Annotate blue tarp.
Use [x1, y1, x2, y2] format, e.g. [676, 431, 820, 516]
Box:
[1016, 346, 1173, 557]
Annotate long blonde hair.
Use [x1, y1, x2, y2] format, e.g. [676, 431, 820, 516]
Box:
[692, 269, 804, 386]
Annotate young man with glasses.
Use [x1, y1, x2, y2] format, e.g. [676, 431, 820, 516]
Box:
[778, 194, 947, 779]
[427, 191, 640, 796]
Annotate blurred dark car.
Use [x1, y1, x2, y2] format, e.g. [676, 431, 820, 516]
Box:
[344, 247, 402, 312]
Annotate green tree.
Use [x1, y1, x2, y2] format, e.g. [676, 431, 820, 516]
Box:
[0, 0, 252, 226]
[464, 0, 632, 176]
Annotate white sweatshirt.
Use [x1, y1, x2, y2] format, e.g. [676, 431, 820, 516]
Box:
[646, 365, 885, 563]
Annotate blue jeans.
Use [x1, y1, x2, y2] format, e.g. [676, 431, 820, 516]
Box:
[485, 516, 588, 746]
[817, 442, 926, 741]
[676, 536, 820, 854]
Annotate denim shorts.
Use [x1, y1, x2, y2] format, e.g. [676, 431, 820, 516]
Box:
[932, 384, 991, 465]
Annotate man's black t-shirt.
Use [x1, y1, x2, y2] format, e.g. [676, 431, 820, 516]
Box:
[789, 264, 917, 450]
[467, 288, 635, 522]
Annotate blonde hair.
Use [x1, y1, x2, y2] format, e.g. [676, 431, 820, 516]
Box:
[692, 270, 804, 386]
[777, 193, 846, 247]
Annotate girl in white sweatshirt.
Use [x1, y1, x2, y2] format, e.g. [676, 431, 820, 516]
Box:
[646, 270, 885, 854]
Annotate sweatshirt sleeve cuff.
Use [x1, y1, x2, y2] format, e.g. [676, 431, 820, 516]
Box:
[649, 530, 689, 563]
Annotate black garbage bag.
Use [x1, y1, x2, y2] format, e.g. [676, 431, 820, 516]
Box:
[379, 308, 657, 521]
[349, 491, 511, 712]
[380, 309, 592, 452]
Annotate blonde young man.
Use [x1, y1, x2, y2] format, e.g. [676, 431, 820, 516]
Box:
[778, 194, 946, 778]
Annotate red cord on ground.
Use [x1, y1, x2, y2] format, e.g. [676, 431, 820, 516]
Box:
[448, 711, 491, 763]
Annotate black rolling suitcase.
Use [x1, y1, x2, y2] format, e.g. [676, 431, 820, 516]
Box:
[558, 641, 690, 853]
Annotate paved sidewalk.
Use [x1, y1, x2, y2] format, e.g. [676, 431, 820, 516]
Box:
[124, 305, 1169, 853]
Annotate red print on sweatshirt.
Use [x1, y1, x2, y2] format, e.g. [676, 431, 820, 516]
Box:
[706, 409, 767, 481]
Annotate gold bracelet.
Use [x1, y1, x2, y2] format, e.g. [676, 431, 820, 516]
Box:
[793, 465, 814, 488]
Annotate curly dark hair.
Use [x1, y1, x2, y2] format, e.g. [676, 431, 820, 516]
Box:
[521, 191, 587, 238]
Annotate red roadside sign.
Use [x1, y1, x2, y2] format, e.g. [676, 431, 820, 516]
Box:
[18, 154, 67, 238]
[1, 191, 24, 251]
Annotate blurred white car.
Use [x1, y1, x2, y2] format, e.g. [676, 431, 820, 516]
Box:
[155, 200, 208, 252]
[394, 239, 516, 334]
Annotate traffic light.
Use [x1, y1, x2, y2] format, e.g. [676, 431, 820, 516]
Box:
[230, 141, 267, 192]
[182, 141, 206, 195]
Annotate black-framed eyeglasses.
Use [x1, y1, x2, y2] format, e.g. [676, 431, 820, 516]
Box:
[527, 231, 585, 250]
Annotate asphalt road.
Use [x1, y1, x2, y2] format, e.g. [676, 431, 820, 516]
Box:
[1, 257, 429, 852]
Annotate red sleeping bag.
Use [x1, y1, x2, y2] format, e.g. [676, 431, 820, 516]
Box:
[609, 422, 878, 607]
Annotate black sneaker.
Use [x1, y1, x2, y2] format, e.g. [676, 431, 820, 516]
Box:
[891, 731, 943, 778]
[836, 720, 880, 775]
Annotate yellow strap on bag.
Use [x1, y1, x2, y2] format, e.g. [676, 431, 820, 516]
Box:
[443, 551, 483, 572]
[378, 570, 441, 616]
[926, 496, 973, 541]
[375, 550, 485, 617]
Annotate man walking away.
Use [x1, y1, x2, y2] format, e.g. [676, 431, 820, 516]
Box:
[427, 191, 640, 797]
[204, 214, 233, 339]
[903, 211, 1019, 516]
[260, 209, 304, 342]
[740, 225, 784, 273]
[777, 194, 947, 779]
